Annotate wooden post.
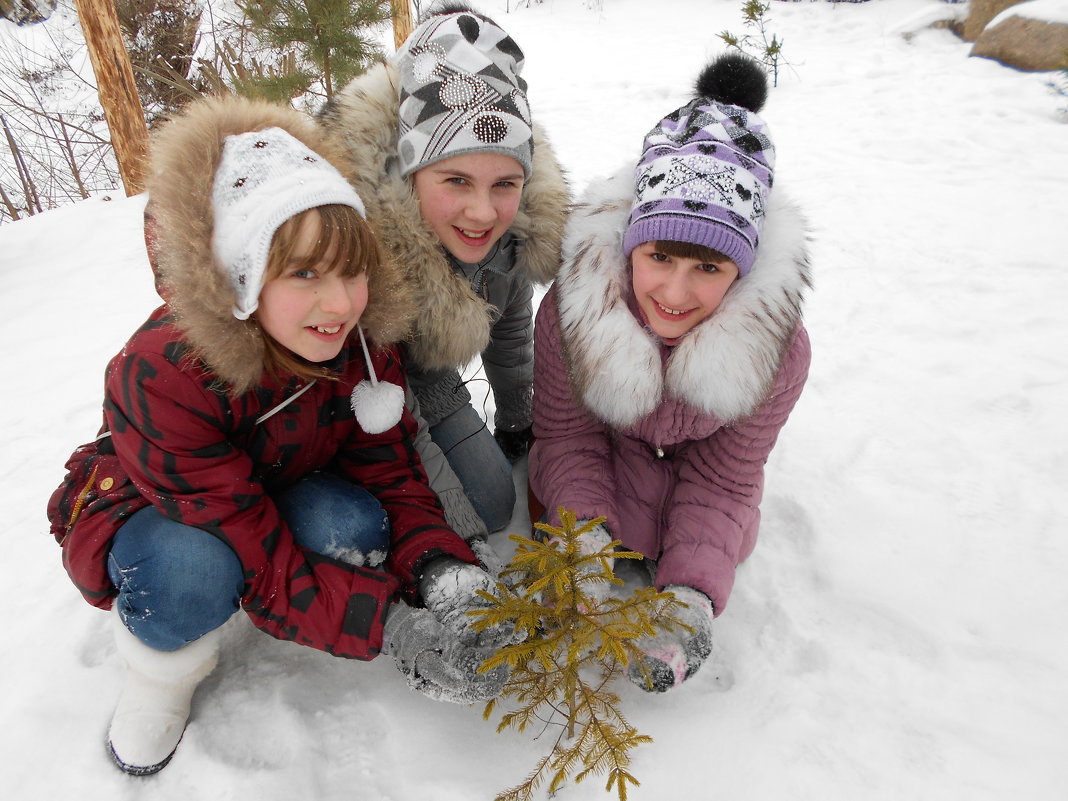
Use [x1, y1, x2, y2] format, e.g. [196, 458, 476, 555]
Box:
[72, 0, 148, 195]
[390, 0, 413, 50]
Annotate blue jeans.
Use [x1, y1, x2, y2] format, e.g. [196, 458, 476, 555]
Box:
[108, 473, 389, 651]
[430, 403, 515, 532]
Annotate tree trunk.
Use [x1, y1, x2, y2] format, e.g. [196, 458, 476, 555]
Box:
[72, 0, 148, 195]
[390, 0, 413, 50]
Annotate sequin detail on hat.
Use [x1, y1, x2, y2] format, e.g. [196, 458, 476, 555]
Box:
[397, 11, 533, 177]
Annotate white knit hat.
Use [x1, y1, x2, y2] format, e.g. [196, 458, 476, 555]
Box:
[211, 127, 366, 320]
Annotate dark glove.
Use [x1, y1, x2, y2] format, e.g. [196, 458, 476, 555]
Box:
[418, 556, 520, 649]
[493, 425, 533, 463]
[382, 602, 508, 703]
[626, 585, 714, 693]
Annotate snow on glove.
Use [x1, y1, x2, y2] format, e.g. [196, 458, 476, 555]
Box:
[419, 557, 520, 648]
[466, 536, 505, 580]
[382, 602, 508, 704]
[627, 585, 714, 693]
[493, 425, 533, 464]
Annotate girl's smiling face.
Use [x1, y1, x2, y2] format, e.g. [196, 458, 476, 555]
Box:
[256, 210, 368, 363]
[412, 152, 525, 263]
[630, 241, 739, 342]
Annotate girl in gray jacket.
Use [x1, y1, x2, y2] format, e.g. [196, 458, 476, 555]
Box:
[322, 4, 568, 552]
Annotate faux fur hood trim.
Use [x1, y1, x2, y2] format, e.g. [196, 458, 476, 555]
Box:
[557, 166, 811, 426]
[146, 95, 415, 394]
[321, 61, 570, 370]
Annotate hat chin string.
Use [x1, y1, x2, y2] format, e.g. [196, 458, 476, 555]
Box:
[350, 326, 404, 434]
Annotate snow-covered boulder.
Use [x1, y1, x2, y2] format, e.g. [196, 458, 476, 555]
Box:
[963, 0, 1026, 41]
[971, 2, 1068, 71]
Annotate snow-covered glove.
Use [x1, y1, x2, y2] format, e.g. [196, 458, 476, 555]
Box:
[493, 425, 533, 464]
[627, 585, 714, 693]
[467, 536, 505, 580]
[382, 602, 508, 704]
[419, 556, 520, 649]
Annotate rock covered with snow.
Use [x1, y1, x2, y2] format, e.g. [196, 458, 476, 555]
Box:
[971, 0, 1068, 71]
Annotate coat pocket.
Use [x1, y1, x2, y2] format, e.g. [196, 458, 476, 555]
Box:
[47, 439, 149, 608]
[48, 442, 130, 539]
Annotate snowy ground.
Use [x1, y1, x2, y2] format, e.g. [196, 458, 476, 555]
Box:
[2, 0, 1066, 798]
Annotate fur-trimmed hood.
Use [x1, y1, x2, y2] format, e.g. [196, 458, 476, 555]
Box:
[556, 165, 811, 426]
[146, 95, 415, 394]
[320, 61, 569, 370]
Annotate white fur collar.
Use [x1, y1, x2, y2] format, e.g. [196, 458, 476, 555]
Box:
[555, 166, 811, 426]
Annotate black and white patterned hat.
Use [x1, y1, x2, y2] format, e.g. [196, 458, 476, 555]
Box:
[396, 9, 533, 178]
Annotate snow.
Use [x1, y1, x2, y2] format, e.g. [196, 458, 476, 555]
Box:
[992, 0, 1068, 26]
[2, 0, 1067, 798]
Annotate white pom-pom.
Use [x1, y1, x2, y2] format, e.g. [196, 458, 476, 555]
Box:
[351, 379, 404, 434]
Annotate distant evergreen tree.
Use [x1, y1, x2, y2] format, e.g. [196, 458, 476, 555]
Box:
[718, 0, 788, 87]
[114, 0, 203, 123]
[237, 0, 390, 102]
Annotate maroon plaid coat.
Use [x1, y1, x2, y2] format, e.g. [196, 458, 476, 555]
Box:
[49, 307, 476, 660]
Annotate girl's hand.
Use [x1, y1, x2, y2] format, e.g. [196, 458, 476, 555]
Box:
[493, 425, 533, 463]
[382, 601, 508, 704]
[418, 557, 518, 649]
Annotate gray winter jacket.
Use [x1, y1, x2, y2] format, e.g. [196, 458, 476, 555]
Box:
[322, 61, 569, 538]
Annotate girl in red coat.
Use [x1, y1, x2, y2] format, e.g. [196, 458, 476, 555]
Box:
[48, 96, 510, 775]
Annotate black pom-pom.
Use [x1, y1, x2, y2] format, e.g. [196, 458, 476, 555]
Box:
[694, 53, 768, 112]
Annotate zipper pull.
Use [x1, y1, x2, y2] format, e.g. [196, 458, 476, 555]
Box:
[655, 446, 665, 459]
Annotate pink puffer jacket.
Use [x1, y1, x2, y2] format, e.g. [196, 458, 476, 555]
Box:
[529, 167, 811, 616]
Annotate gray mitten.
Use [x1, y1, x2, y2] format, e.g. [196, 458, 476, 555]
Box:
[627, 585, 714, 693]
[382, 602, 508, 703]
[419, 557, 519, 648]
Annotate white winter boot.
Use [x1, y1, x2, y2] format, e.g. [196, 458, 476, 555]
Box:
[107, 608, 222, 775]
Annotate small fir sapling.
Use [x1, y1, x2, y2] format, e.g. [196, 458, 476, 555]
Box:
[718, 0, 788, 87]
[469, 509, 694, 801]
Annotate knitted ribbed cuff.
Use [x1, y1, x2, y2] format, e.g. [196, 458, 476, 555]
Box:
[414, 371, 472, 428]
[492, 384, 533, 431]
[438, 486, 489, 542]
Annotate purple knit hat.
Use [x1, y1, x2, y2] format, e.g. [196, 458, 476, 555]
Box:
[623, 54, 774, 277]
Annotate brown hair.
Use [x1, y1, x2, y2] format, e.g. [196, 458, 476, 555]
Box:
[652, 240, 732, 264]
[257, 204, 385, 383]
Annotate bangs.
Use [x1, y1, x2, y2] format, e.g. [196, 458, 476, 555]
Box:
[653, 240, 731, 264]
[266, 204, 382, 280]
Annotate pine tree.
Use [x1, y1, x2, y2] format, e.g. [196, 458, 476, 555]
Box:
[237, 0, 390, 102]
[114, 0, 203, 123]
[718, 0, 787, 87]
[471, 509, 693, 801]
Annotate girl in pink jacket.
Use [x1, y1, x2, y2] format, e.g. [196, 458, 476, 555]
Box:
[528, 54, 811, 693]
